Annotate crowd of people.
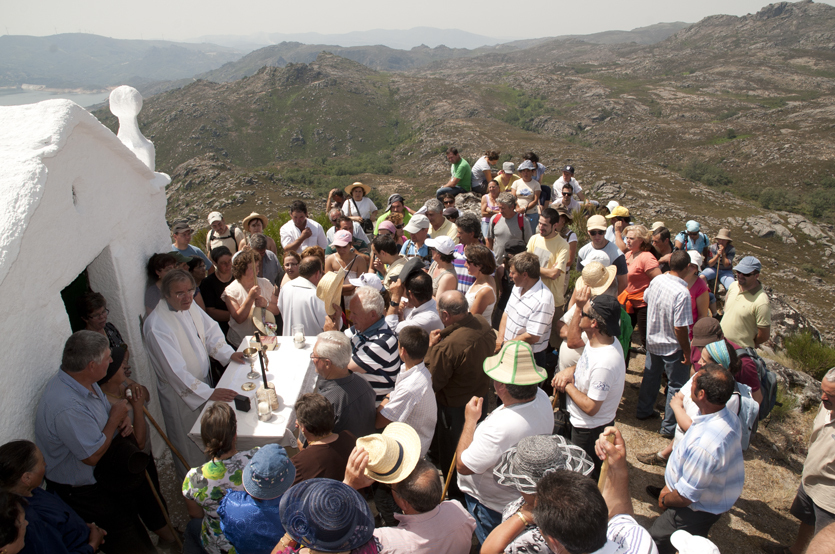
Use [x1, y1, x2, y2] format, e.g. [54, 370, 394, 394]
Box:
[2, 149, 834, 554]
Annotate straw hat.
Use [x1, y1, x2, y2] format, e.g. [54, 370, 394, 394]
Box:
[252, 306, 277, 336]
[345, 181, 371, 195]
[355, 423, 420, 484]
[483, 341, 547, 385]
[651, 221, 666, 231]
[279, 478, 374, 553]
[494, 435, 594, 494]
[580, 261, 617, 295]
[316, 266, 347, 316]
[715, 228, 732, 242]
[243, 212, 268, 229]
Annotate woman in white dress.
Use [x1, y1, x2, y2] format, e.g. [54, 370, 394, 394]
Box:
[325, 230, 369, 319]
[222, 250, 278, 346]
[463, 244, 497, 321]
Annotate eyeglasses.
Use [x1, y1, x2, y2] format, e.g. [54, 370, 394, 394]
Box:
[563, 192, 572, 197]
[330, 219, 339, 223]
[581, 311, 593, 319]
[396, 225, 404, 229]
[736, 271, 754, 277]
[309, 353, 328, 361]
[443, 200, 455, 205]
[465, 258, 476, 265]
[90, 308, 110, 319]
[173, 288, 196, 299]
[589, 230, 605, 236]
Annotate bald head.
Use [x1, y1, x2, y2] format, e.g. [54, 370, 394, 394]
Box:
[438, 290, 468, 324]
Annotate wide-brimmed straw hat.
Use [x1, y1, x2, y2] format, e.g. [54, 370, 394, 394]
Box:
[316, 266, 347, 316]
[355, 423, 420, 484]
[243, 212, 268, 229]
[279, 478, 374, 553]
[252, 306, 277, 336]
[483, 341, 547, 385]
[345, 181, 371, 195]
[494, 434, 594, 494]
[581, 261, 617, 295]
[715, 228, 732, 242]
[651, 221, 666, 231]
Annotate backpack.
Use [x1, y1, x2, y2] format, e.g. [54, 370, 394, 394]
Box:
[736, 347, 780, 422]
[208, 223, 240, 253]
[676, 230, 709, 252]
[491, 213, 527, 242]
[732, 381, 760, 450]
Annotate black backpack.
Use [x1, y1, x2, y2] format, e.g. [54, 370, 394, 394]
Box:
[736, 347, 780, 421]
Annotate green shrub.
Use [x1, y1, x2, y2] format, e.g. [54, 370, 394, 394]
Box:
[190, 228, 208, 251]
[807, 189, 835, 219]
[784, 331, 835, 380]
[680, 160, 733, 187]
[821, 176, 835, 189]
[769, 384, 797, 422]
[726, 128, 736, 140]
[759, 187, 800, 212]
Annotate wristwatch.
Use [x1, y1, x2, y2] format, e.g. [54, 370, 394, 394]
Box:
[390, 300, 399, 307]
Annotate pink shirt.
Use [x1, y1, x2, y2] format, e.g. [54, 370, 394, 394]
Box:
[373, 500, 475, 554]
[625, 251, 659, 308]
[688, 277, 709, 332]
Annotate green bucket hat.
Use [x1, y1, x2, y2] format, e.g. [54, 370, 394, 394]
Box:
[483, 341, 547, 385]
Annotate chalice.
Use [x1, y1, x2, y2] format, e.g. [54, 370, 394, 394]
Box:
[243, 347, 260, 380]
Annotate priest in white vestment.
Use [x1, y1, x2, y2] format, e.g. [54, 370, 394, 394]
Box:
[144, 269, 243, 478]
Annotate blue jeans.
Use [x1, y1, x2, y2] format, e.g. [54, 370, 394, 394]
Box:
[464, 494, 503, 544]
[525, 212, 539, 230]
[700, 267, 735, 292]
[436, 186, 466, 199]
[637, 350, 689, 435]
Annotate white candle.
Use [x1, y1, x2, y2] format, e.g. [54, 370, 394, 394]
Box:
[258, 401, 269, 414]
[295, 332, 304, 342]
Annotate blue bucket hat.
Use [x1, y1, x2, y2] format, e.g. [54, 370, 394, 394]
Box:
[279, 478, 374, 553]
[685, 220, 701, 233]
[243, 444, 295, 500]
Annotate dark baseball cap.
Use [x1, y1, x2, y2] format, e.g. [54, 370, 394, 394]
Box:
[590, 295, 621, 337]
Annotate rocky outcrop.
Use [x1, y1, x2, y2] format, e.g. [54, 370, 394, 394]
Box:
[765, 358, 822, 411]
[766, 287, 823, 349]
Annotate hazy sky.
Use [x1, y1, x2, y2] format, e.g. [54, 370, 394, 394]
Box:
[4, 0, 834, 41]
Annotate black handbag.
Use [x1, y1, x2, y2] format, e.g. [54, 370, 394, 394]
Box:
[351, 198, 375, 233]
[552, 392, 572, 438]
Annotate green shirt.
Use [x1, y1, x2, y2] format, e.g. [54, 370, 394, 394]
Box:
[451, 158, 472, 192]
[375, 211, 412, 234]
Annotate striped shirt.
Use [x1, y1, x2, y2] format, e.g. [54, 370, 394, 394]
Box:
[502, 280, 555, 353]
[665, 406, 744, 514]
[644, 273, 692, 356]
[349, 318, 401, 405]
[452, 243, 496, 294]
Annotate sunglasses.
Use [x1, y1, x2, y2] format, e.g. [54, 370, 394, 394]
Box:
[581, 311, 592, 319]
[736, 271, 754, 277]
[589, 230, 605, 236]
[444, 200, 455, 205]
[396, 225, 404, 229]
[563, 192, 572, 196]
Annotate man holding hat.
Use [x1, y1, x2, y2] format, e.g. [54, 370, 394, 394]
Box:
[552, 294, 625, 480]
[385, 264, 443, 336]
[578, 215, 628, 294]
[720, 256, 771, 349]
[171, 221, 213, 272]
[205, 211, 244, 254]
[278, 256, 342, 336]
[400, 213, 431, 264]
[376, 193, 412, 233]
[218, 444, 295, 554]
[456, 340, 553, 543]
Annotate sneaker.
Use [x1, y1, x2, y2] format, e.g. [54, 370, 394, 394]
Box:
[636, 411, 660, 421]
[636, 452, 668, 467]
[629, 345, 647, 355]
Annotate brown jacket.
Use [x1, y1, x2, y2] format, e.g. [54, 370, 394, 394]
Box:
[425, 313, 496, 407]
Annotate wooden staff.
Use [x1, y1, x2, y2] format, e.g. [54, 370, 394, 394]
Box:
[142, 405, 190, 470]
[597, 433, 616, 491]
[145, 470, 183, 550]
[441, 453, 457, 501]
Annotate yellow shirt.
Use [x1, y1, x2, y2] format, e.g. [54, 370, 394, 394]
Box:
[495, 173, 518, 192]
[720, 282, 771, 348]
[526, 234, 569, 307]
[430, 219, 460, 244]
[801, 404, 835, 514]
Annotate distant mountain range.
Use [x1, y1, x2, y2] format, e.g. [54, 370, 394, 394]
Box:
[0, 34, 243, 89]
[0, 23, 689, 91]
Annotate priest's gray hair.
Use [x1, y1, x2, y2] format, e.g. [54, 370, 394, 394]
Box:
[62, 330, 109, 374]
[161, 269, 196, 298]
[315, 331, 352, 369]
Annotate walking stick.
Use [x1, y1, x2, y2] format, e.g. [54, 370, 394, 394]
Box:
[597, 433, 616, 492]
[142, 405, 190, 471]
[145, 470, 183, 550]
[441, 452, 457, 501]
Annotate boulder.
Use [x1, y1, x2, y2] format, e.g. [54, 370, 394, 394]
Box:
[764, 358, 822, 411]
[766, 287, 823, 349]
[454, 192, 482, 216]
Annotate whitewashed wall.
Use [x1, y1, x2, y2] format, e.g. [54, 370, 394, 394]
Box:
[0, 99, 171, 447]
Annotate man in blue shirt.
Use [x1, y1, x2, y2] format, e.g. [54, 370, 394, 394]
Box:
[171, 221, 213, 273]
[35, 331, 156, 553]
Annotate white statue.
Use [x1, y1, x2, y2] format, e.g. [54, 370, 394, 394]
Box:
[109, 85, 155, 171]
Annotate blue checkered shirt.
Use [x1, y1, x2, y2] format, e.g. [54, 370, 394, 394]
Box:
[644, 273, 692, 356]
[665, 406, 745, 514]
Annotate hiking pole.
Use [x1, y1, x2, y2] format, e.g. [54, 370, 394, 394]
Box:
[597, 433, 616, 492]
[442, 453, 457, 501]
[142, 405, 190, 470]
[144, 470, 183, 551]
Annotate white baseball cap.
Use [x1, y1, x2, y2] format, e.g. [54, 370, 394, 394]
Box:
[670, 530, 719, 554]
[403, 214, 430, 234]
[349, 273, 383, 291]
[207, 211, 223, 224]
[425, 236, 456, 256]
